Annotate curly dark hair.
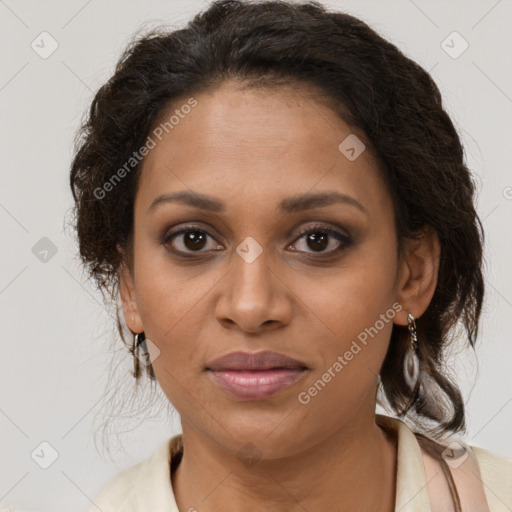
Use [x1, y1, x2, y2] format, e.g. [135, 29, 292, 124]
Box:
[69, 0, 484, 438]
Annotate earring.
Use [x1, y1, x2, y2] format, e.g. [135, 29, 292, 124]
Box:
[131, 331, 146, 379]
[404, 313, 420, 390]
[399, 313, 421, 417]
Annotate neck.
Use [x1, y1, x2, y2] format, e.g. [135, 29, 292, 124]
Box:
[171, 412, 397, 512]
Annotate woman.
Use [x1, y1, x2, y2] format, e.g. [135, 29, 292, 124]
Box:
[69, 0, 512, 510]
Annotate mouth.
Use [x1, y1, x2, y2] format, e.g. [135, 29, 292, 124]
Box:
[205, 350, 309, 400]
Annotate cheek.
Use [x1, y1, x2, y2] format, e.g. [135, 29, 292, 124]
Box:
[307, 231, 397, 335]
[134, 269, 206, 408]
[299, 235, 398, 389]
[130, 248, 202, 365]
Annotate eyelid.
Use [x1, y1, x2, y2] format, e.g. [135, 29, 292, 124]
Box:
[291, 223, 351, 242]
[161, 220, 223, 243]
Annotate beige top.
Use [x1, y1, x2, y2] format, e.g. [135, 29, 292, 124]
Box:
[86, 415, 512, 512]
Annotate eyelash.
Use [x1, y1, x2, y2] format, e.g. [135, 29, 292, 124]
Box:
[161, 223, 352, 258]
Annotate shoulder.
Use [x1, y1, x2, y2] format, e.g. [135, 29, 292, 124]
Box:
[85, 452, 153, 512]
[86, 435, 180, 512]
[471, 444, 512, 511]
[376, 414, 512, 511]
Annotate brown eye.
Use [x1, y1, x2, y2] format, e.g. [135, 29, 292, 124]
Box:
[289, 225, 352, 255]
[304, 232, 329, 252]
[163, 227, 223, 254]
[182, 230, 207, 251]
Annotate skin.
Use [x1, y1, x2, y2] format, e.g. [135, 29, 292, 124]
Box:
[119, 81, 440, 512]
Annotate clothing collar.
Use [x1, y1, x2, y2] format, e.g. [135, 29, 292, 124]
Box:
[127, 415, 432, 512]
[376, 414, 432, 511]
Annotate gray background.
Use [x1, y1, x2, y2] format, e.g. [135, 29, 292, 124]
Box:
[1, 1, 511, 511]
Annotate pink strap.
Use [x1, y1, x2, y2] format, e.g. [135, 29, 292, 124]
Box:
[418, 436, 491, 512]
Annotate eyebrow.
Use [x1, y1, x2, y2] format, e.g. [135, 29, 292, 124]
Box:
[147, 190, 367, 215]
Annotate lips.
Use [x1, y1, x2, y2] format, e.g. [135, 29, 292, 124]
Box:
[206, 350, 309, 400]
[206, 350, 308, 372]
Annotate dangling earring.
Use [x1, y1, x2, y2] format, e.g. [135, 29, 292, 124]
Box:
[399, 313, 421, 417]
[404, 313, 419, 390]
[131, 331, 146, 379]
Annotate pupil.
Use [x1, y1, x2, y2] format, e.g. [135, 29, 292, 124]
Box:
[308, 232, 328, 252]
[184, 231, 206, 251]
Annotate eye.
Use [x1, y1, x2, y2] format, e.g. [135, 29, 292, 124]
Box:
[162, 226, 223, 255]
[288, 224, 352, 255]
[162, 223, 352, 257]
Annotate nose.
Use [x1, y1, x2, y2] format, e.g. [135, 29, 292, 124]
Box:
[214, 245, 293, 334]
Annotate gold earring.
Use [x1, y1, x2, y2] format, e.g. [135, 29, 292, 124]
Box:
[131, 331, 145, 379]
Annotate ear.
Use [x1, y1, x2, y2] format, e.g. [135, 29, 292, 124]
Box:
[394, 226, 441, 326]
[118, 244, 144, 334]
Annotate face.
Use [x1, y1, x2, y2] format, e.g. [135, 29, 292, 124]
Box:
[120, 81, 423, 459]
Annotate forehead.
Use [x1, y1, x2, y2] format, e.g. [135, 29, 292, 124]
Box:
[135, 81, 391, 218]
